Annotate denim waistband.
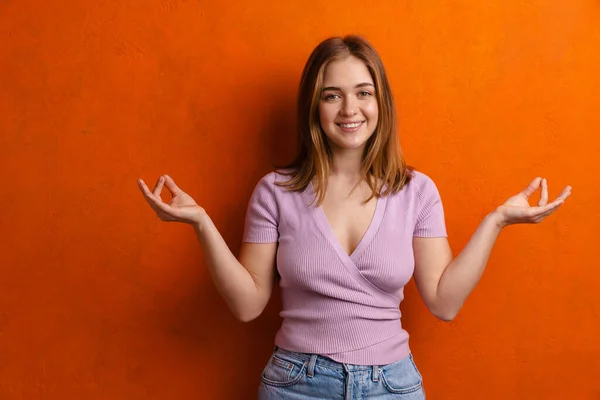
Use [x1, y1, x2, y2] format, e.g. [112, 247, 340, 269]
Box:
[273, 346, 386, 372]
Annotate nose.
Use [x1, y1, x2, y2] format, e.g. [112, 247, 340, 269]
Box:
[340, 96, 357, 116]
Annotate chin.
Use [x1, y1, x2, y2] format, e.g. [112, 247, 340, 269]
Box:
[331, 137, 370, 151]
[323, 126, 375, 151]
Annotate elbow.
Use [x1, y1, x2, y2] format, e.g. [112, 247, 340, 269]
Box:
[229, 291, 270, 322]
[232, 307, 264, 323]
[431, 307, 458, 322]
[435, 312, 456, 322]
[429, 297, 462, 322]
[236, 312, 260, 323]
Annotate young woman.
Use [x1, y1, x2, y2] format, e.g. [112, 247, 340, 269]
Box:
[138, 35, 571, 399]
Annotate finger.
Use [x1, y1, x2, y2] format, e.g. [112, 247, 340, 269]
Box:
[547, 186, 571, 206]
[138, 179, 155, 200]
[535, 205, 561, 222]
[138, 179, 159, 202]
[163, 175, 182, 196]
[557, 185, 572, 202]
[521, 177, 542, 199]
[535, 183, 571, 211]
[153, 176, 165, 198]
[537, 178, 548, 207]
[138, 179, 172, 215]
[530, 196, 566, 217]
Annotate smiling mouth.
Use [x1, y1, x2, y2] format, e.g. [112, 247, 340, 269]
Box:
[336, 121, 364, 129]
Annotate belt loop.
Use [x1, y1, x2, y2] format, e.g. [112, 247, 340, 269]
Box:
[307, 354, 318, 378]
[372, 365, 380, 382]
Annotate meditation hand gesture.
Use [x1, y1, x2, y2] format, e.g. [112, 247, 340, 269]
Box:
[495, 177, 571, 228]
[137, 174, 206, 224]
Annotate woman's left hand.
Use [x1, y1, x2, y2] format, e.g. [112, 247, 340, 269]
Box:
[494, 177, 571, 228]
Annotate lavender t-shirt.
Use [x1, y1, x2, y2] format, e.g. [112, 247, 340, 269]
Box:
[243, 170, 447, 365]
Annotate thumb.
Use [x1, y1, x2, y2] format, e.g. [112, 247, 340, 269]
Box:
[162, 174, 182, 196]
[520, 177, 542, 199]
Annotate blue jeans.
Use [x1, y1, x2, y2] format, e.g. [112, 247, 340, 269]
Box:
[258, 347, 426, 399]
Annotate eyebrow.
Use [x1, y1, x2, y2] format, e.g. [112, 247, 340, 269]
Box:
[322, 82, 375, 91]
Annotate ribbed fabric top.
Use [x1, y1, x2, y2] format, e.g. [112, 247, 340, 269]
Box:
[242, 170, 447, 365]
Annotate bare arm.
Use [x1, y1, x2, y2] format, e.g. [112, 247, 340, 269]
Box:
[413, 177, 571, 321]
[138, 174, 277, 322]
[194, 214, 277, 322]
[413, 216, 499, 321]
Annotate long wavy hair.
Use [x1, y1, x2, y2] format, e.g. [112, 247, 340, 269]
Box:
[277, 35, 413, 205]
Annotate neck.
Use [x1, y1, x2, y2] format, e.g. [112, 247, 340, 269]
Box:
[329, 146, 365, 181]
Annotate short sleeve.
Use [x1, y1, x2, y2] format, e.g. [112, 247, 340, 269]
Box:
[413, 174, 448, 237]
[242, 174, 279, 243]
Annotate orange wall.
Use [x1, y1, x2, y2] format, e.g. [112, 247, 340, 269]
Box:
[1, 0, 599, 398]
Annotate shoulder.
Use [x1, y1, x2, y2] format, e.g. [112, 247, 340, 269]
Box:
[254, 168, 294, 188]
[389, 169, 443, 211]
[404, 169, 440, 195]
[251, 168, 298, 198]
[251, 172, 278, 199]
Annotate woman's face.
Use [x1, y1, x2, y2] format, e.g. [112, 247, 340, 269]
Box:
[318, 56, 379, 152]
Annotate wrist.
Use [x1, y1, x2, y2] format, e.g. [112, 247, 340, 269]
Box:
[192, 211, 211, 233]
[488, 209, 507, 230]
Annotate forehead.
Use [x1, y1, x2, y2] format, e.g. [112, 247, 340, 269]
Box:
[322, 56, 373, 86]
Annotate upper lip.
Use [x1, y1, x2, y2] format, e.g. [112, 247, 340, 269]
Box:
[336, 120, 364, 124]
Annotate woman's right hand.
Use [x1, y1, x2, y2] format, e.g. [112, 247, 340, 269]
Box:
[138, 174, 206, 225]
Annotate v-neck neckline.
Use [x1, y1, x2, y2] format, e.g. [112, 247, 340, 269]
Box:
[308, 181, 388, 264]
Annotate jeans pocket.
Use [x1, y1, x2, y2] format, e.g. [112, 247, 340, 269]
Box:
[260, 354, 307, 388]
[380, 354, 423, 395]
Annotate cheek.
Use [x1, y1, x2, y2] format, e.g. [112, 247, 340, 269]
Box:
[319, 103, 335, 124]
[364, 101, 379, 121]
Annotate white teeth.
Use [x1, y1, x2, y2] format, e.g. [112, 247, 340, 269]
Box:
[340, 122, 362, 128]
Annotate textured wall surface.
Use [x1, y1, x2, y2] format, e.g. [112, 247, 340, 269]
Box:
[1, 0, 598, 398]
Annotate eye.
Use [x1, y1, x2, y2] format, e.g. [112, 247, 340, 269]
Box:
[358, 91, 373, 97]
[323, 93, 340, 101]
